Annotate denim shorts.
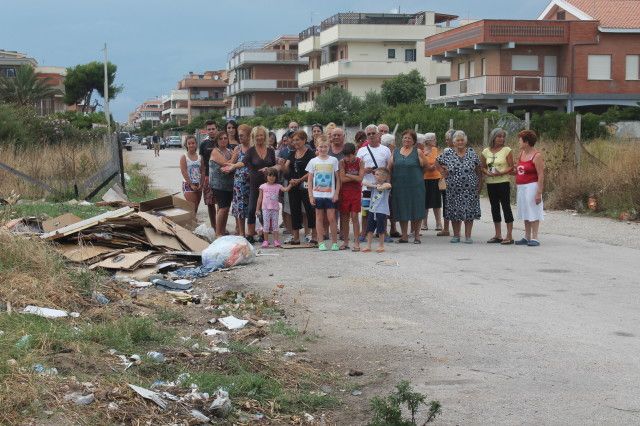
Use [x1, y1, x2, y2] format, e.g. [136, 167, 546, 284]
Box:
[314, 197, 336, 210]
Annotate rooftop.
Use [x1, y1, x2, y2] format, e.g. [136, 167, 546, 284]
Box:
[539, 0, 640, 29]
[228, 35, 299, 59]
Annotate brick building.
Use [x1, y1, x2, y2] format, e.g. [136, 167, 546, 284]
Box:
[177, 70, 227, 123]
[226, 36, 308, 117]
[423, 0, 640, 112]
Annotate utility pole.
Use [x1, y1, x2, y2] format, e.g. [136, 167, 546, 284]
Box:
[102, 43, 111, 134]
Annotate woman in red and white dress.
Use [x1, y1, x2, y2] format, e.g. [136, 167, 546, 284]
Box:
[515, 130, 545, 247]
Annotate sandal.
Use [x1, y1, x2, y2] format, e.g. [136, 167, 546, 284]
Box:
[390, 231, 401, 238]
[339, 244, 349, 251]
[413, 239, 422, 244]
[352, 247, 361, 252]
[361, 248, 371, 253]
[397, 239, 409, 243]
[288, 240, 300, 245]
[376, 247, 385, 253]
[436, 231, 450, 237]
[487, 237, 503, 244]
[435, 226, 443, 231]
[500, 239, 514, 245]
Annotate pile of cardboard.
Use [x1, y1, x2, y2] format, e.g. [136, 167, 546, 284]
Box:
[0, 194, 208, 280]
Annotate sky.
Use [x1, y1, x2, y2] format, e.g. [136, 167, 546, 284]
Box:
[1, 0, 550, 122]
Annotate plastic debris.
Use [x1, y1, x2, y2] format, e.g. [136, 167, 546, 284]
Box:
[93, 292, 110, 305]
[70, 312, 80, 318]
[128, 384, 167, 409]
[351, 390, 363, 396]
[129, 280, 153, 288]
[209, 389, 232, 417]
[107, 402, 119, 410]
[176, 373, 191, 386]
[201, 235, 255, 270]
[32, 364, 58, 375]
[304, 412, 315, 422]
[191, 409, 211, 423]
[284, 352, 296, 359]
[153, 278, 193, 291]
[146, 351, 165, 363]
[15, 335, 32, 349]
[194, 224, 216, 242]
[210, 346, 231, 354]
[64, 391, 95, 405]
[22, 305, 68, 319]
[218, 315, 248, 330]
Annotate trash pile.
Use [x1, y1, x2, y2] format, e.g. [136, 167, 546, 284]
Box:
[2, 195, 255, 281]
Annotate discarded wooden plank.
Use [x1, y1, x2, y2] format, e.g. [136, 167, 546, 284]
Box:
[40, 207, 134, 240]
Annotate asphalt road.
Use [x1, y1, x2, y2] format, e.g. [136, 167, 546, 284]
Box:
[126, 144, 640, 425]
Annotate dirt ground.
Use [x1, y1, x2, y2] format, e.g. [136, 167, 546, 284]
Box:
[127, 145, 640, 425]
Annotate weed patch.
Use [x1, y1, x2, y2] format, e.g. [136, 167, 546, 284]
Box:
[270, 319, 300, 338]
[369, 381, 441, 426]
[124, 162, 161, 202]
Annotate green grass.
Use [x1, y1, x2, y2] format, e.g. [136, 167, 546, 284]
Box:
[78, 317, 174, 353]
[124, 162, 161, 203]
[270, 320, 299, 338]
[155, 308, 186, 324]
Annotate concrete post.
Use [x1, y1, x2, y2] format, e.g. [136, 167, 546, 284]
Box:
[525, 112, 531, 130]
[575, 114, 582, 166]
[449, 118, 454, 130]
[483, 117, 489, 147]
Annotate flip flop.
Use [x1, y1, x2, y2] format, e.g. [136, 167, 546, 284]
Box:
[339, 244, 349, 250]
[397, 239, 409, 243]
[413, 239, 422, 244]
[500, 239, 514, 245]
[437, 231, 450, 237]
[376, 248, 385, 253]
[361, 248, 371, 253]
[486, 237, 503, 243]
[352, 247, 361, 252]
[435, 226, 443, 231]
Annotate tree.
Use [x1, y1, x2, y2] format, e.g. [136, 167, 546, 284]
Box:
[64, 61, 121, 112]
[314, 86, 363, 124]
[0, 65, 61, 106]
[381, 70, 426, 106]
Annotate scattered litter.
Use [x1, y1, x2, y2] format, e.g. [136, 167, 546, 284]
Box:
[128, 384, 167, 410]
[64, 391, 95, 405]
[304, 412, 315, 422]
[209, 389, 232, 417]
[70, 312, 80, 318]
[348, 369, 364, 377]
[201, 235, 255, 270]
[107, 402, 119, 410]
[218, 315, 248, 330]
[171, 265, 217, 279]
[146, 351, 165, 363]
[168, 291, 201, 305]
[193, 224, 216, 242]
[162, 392, 180, 401]
[180, 386, 209, 403]
[210, 346, 231, 354]
[208, 318, 217, 324]
[176, 373, 191, 385]
[376, 259, 399, 267]
[152, 278, 193, 291]
[32, 364, 58, 375]
[0, 330, 4, 337]
[129, 354, 142, 363]
[93, 292, 110, 305]
[129, 280, 153, 288]
[284, 352, 296, 359]
[351, 390, 363, 396]
[22, 306, 68, 319]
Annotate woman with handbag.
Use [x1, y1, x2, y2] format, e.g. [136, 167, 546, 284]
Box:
[421, 132, 443, 232]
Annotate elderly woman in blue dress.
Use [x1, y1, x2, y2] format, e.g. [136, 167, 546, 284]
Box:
[436, 130, 483, 243]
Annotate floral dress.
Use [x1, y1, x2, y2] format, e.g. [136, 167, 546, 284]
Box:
[437, 148, 481, 221]
[232, 148, 250, 218]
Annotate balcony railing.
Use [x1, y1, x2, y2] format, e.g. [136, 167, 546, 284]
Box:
[320, 12, 426, 31]
[227, 79, 300, 95]
[426, 75, 568, 100]
[299, 25, 321, 41]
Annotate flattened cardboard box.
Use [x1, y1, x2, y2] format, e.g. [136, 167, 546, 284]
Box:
[138, 194, 195, 228]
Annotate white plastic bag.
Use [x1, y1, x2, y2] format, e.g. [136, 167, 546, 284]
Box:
[193, 224, 216, 242]
[201, 235, 255, 270]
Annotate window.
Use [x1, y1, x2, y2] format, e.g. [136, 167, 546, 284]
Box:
[405, 48, 416, 62]
[626, 55, 639, 80]
[458, 62, 466, 79]
[2, 67, 16, 78]
[512, 55, 538, 71]
[469, 60, 476, 78]
[388, 48, 396, 59]
[481, 58, 487, 75]
[588, 55, 611, 80]
[557, 11, 566, 20]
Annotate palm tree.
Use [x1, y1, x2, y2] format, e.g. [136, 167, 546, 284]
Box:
[0, 65, 60, 106]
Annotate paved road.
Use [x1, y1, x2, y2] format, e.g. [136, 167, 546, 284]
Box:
[127, 145, 640, 425]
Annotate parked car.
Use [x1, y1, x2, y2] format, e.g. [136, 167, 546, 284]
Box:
[145, 136, 166, 149]
[119, 132, 133, 151]
[166, 135, 183, 148]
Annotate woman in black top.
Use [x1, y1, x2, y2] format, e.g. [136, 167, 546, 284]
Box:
[284, 130, 316, 244]
[244, 126, 277, 242]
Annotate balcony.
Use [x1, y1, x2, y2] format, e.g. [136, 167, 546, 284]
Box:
[162, 107, 188, 116]
[227, 79, 300, 96]
[298, 69, 320, 87]
[228, 106, 256, 117]
[299, 26, 321, 56]
[426, 75, 568, 102]
[189, 98, 226, 108]
[319, 60, 418, 81]
[227, 50, 307, 69]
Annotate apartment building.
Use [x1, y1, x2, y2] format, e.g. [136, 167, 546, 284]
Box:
[423, 0, 640, 112]
[130, 99, 163, 126]
[177, 70, 227, 122]
[161, 89, 189, 125]
[226, 36, 308, 117]
[296, 11, 455, 111]
[0, 49, 37, 77]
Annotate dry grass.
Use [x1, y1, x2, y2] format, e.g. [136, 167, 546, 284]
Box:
[0, 139, 113, 200]
[0, 232, 99, 311]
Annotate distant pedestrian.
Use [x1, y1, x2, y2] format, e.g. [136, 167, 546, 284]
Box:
[179, 135, 201, 213]
[152, 131, 161, 157]
[481, 128, 515, 244]
[515, 130, 545, 246]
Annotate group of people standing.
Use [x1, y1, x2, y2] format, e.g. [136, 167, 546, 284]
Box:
[179, 119, 546, 251]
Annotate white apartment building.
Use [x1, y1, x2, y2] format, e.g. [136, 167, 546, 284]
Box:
[297, 11, 456, 111]
[161, 89, 189, 125]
